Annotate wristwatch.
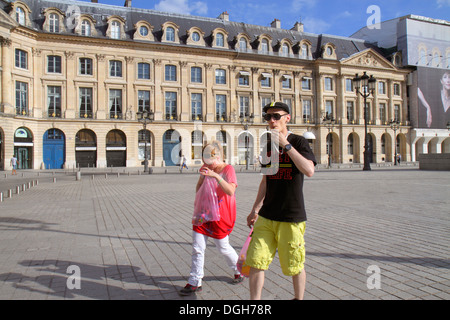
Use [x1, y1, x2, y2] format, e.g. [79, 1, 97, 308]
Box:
[284, 144, 293, 152]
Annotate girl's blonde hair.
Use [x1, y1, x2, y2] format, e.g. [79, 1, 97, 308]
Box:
[202, 140, 224, 163]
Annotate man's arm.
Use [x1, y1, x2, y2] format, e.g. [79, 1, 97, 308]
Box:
[285, 148, 315, 177]
[247, 175, 266, 227]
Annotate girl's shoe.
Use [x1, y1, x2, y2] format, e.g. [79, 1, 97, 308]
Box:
[232, 274, 244, 284]
[179, 284, 202, 296]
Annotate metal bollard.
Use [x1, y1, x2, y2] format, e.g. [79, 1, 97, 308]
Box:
[16, 186, 20, 195]
[8, 189, 12, 198]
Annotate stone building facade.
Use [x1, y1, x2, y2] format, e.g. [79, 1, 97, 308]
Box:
[0, 0, 412, 170]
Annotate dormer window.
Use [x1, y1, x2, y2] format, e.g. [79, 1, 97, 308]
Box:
[81, 20, 91, 36]
[261, 39, 269, 54]
[16, 7, 25, 25]
[186, 27, 205, 46]
[111, 21, 120, 39]
[162, 22, 180, 43]
[49, 13, 60, 33]
[133, 21, 154, 41]
[239, 38, 247, 51]
[216, 33, 224, 47]
[212, 28, 228, 49]
[322, 43, 337, 59]
[166, 27, 175, 41]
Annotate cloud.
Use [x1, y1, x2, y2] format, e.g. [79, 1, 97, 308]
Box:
[154, 0, 208, 15]
[436, 0, 450, 7]
[303, 17, 331, 34]
[292, 0, 317, 11]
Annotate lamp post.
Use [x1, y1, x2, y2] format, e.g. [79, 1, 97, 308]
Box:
[353, 72, 376, 171]
[322, 114, 335, 168]
[137, 109, 155, 173]
[390, 120, 400, 165]
[240, 112, 254, 170]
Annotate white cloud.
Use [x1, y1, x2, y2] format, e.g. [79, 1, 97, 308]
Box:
[436, 0, 450, 7]
[292, 0, 317, 12]
[154, 0, 208, 15]
[303, 17, 331, 34]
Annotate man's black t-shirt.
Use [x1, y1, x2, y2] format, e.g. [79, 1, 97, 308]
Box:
[258, 133, 317, 223]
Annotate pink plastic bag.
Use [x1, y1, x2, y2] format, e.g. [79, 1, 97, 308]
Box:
[236, 228, 253, 277]
[192, 176, 220, 226]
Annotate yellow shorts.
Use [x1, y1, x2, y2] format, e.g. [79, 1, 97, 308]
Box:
[245, 216, 306, 276]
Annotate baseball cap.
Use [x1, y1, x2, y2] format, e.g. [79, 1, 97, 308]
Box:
[263, 101, 290, 114]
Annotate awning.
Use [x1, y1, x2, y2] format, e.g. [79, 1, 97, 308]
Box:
[261, 72, 272, 78]
[303, 132, 316, 140]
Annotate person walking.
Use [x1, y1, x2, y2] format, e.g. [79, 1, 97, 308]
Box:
[180, 141, 243, 296]
[181, 155, 189, 171]
[245, 102, 316, 300]
[10, 155, 18, 175]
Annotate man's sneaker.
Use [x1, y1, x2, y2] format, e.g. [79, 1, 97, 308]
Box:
[179, 284, 202, 296]
[231, 274, 244, 284]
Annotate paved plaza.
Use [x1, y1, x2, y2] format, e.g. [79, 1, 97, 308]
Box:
[0, 166, 449, 300]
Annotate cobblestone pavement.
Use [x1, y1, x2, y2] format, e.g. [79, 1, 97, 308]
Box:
[0, 167, 449, 300]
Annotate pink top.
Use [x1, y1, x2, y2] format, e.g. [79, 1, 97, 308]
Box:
[193, 165, 238, 239]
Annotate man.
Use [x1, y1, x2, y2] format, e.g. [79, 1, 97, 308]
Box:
[246, 102, 316, 300]
[10, 154, 18, 175]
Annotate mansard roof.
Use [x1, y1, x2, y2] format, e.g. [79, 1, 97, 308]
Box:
[2, 0, 384, 60]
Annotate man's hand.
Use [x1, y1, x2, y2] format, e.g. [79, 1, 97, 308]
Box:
[247, 211, 258, 228]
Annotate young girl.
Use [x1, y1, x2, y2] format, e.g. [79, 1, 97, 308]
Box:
[180, 141, 243, 296]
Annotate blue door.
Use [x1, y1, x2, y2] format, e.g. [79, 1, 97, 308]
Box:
[43, 129, 65, 169]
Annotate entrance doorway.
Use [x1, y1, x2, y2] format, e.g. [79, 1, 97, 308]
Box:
[14, 127, 33, 169]
[75, 129, 97, 168]
[43, 129, 65, 169]
[106, 130, 127, 167]
[163, 130, 181, 166]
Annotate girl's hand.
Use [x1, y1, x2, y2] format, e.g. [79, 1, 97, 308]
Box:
[200, 167, 218, 179]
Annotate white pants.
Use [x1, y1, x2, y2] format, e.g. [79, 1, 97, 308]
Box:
[188, 231, 240, 287]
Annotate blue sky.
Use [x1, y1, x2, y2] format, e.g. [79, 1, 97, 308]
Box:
[77, 0, 449, 37]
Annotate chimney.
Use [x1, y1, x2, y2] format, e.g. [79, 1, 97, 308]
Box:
[271, 19, 281, 29]
[124, 0, 132, 7]
[292, 22, 304, 32]
[218, 11, 229, 21]
[91, 0, 98, 3]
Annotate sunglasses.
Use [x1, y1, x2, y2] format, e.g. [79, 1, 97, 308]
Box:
[263, 113, 289, 121]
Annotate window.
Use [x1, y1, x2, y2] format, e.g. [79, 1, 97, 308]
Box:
[140, 26, 149, 37]
[110, 60, 122, 77]
[165, 92, 177, 120]
[378, 82, 386, 95]
[47, 56, 61, 73]
[138, 90, 150, 113]
[109, 89, 122, 119]
[216, 94, 227, 122]
[346, 79, 353, 92]
[166, 27, 175, 42]
[79, 88, 93, 118]
[192, 31, 200, 42]
[111, 21, 120, 39]
[165, 65, 177, 81]
[216, 33, 224, 47]
[239, 38, 247, 51]
[47, 86, 61, 117]
[302, 77, 312, 90]
[324, 77, 333, 91]
[325, 101, 333, 119]
[394, 104, 400, 122]
[302, 100, 311, 123]
[347, 101, 354, 122]
[393, 84, 401, 96]
[301, 44, 309, 59]
[379, 103, 386, 124]
[239, 96, 249, 117]
[326, 46, 333, 56]
[282, 43, 289, 57]
[15, 49, 27, 69]
[261, 73, 271, 87]
[261, 39, 269, 54]
[15, 81, 28, 115]
[79, 58, 93, 75]
[16, 7, 25, 25]
[138, 63, 150, 80]
[191, 67, 202, 83]
[282, 75, 292, 89]
[49, 13, 59, 33]
[191, 93, 202, 120]
[81, 20, 91, 36]
[239, 71, 249, 86]
[261, 97, 271, 117]
[365, 102, 371, 122]
[215, 69, 226, 84]
[192, 131, 204, 159]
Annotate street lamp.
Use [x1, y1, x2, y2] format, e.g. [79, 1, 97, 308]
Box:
[137, 109, 155, 173]
[390, 120, 400, 165]
[240, 112, 254, 170]
[353, 72, 377, 171]
[322, 114, 335, 168]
